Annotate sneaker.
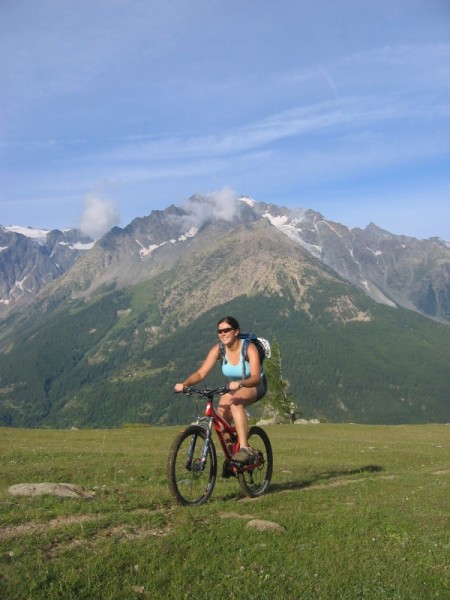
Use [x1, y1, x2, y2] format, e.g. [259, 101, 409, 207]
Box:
[232, 447, 258, 465]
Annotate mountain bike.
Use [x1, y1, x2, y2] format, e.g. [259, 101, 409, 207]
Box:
[167, 387, 273, 506]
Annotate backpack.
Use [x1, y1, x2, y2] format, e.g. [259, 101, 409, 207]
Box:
[238, 333, 271, 364]
[219, 333, 271, 379]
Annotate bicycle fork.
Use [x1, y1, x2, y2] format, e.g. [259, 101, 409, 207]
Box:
[186, 418, 213, 472]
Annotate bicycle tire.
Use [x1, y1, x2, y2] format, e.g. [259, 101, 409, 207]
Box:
[167, 425, 217, 506]
[237, 426, 273, 498]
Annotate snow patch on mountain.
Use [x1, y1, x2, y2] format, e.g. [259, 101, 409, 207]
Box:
[136, 240, 162, 257]
[262, 210, 323, 258]
[137, 227, 199, 257]
[240, 196, 256, 207]
[59, 241, 96, 251]
[263, 212, 289, 227]
[5, 225, 49, 242]
[178, 227, 198, 241]
[324, 221, 343, 238]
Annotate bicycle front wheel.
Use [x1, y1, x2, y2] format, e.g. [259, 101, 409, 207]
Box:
[167, 425, 217, 506]
[237, 426, 273, 498]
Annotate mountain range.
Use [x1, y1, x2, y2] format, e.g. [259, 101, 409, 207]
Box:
[2, 198, 449, 323]
[0, 225, 94, 317]
[0, 195, 449, 427]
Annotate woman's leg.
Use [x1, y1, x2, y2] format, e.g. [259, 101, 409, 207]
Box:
[217, 394, 233, 425]
[229, 388, 257, 449]
[230, 403, 249, 448]
[218, 388, 259, 451]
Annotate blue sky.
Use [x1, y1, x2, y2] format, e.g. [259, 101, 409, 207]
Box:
[1, 0, 449, 240]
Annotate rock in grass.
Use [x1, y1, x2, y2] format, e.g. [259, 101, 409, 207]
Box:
[246, 519, 285, 533]
[8, 483, 95, 499]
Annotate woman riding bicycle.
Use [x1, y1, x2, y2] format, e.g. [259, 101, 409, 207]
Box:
[174, 316, 267, 464]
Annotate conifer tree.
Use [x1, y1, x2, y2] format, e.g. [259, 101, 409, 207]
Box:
[264, 338, 298, 422]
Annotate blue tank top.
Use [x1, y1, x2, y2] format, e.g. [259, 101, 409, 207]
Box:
[221, 342, 251, 381]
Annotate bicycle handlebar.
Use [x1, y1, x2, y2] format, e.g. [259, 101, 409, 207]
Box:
[175, 386, 229, 397]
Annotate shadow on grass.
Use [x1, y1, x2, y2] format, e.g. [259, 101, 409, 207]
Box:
[269, 464, 384, 493]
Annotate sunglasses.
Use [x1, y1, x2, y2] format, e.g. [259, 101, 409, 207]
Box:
[217, 327, 235, 335]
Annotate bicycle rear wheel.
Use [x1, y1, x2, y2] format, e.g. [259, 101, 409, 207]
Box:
[167, 425, 217, 506]
[237, 426, 273, 498]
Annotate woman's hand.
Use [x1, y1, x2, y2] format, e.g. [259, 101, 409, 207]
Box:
[228, 381, 243, 391]
[174, 383, 186, 393]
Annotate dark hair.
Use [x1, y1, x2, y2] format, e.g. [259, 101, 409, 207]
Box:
[217, 316, 240, 330]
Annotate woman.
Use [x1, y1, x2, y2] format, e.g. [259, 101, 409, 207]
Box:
[174, 316, 267, 464]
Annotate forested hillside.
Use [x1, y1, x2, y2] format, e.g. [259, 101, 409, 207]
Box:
[1, 274, 449, 427]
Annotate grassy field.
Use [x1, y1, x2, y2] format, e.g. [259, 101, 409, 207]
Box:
[0, 423, 449, 599]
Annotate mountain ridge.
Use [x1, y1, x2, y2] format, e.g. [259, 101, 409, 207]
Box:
[2, 196, 449, 325]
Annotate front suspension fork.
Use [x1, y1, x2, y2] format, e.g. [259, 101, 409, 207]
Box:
[187, 419, 213, 471]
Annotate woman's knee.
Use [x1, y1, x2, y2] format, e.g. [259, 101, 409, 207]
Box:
[230, 401, 248, 417]
[218, 403, 231, 419]
[231, 390, 257, 407]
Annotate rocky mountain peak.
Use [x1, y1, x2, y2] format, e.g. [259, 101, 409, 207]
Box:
[1, 196, 449, 324]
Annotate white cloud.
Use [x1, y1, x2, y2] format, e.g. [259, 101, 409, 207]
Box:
[79, 193, 120, 238]
[181, 186, 240, 228]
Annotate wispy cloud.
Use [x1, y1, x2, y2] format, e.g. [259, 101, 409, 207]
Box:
[180, 186, 241, 228]
[78, 89, 449, 188]
[79, 192, 120, 238]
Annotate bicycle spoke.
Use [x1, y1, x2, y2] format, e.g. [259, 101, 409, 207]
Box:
[237, 426, 273, 498]
[167, 425, 217, 506]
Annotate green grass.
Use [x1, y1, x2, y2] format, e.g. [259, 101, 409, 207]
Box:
[1, 424, 449, 599]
